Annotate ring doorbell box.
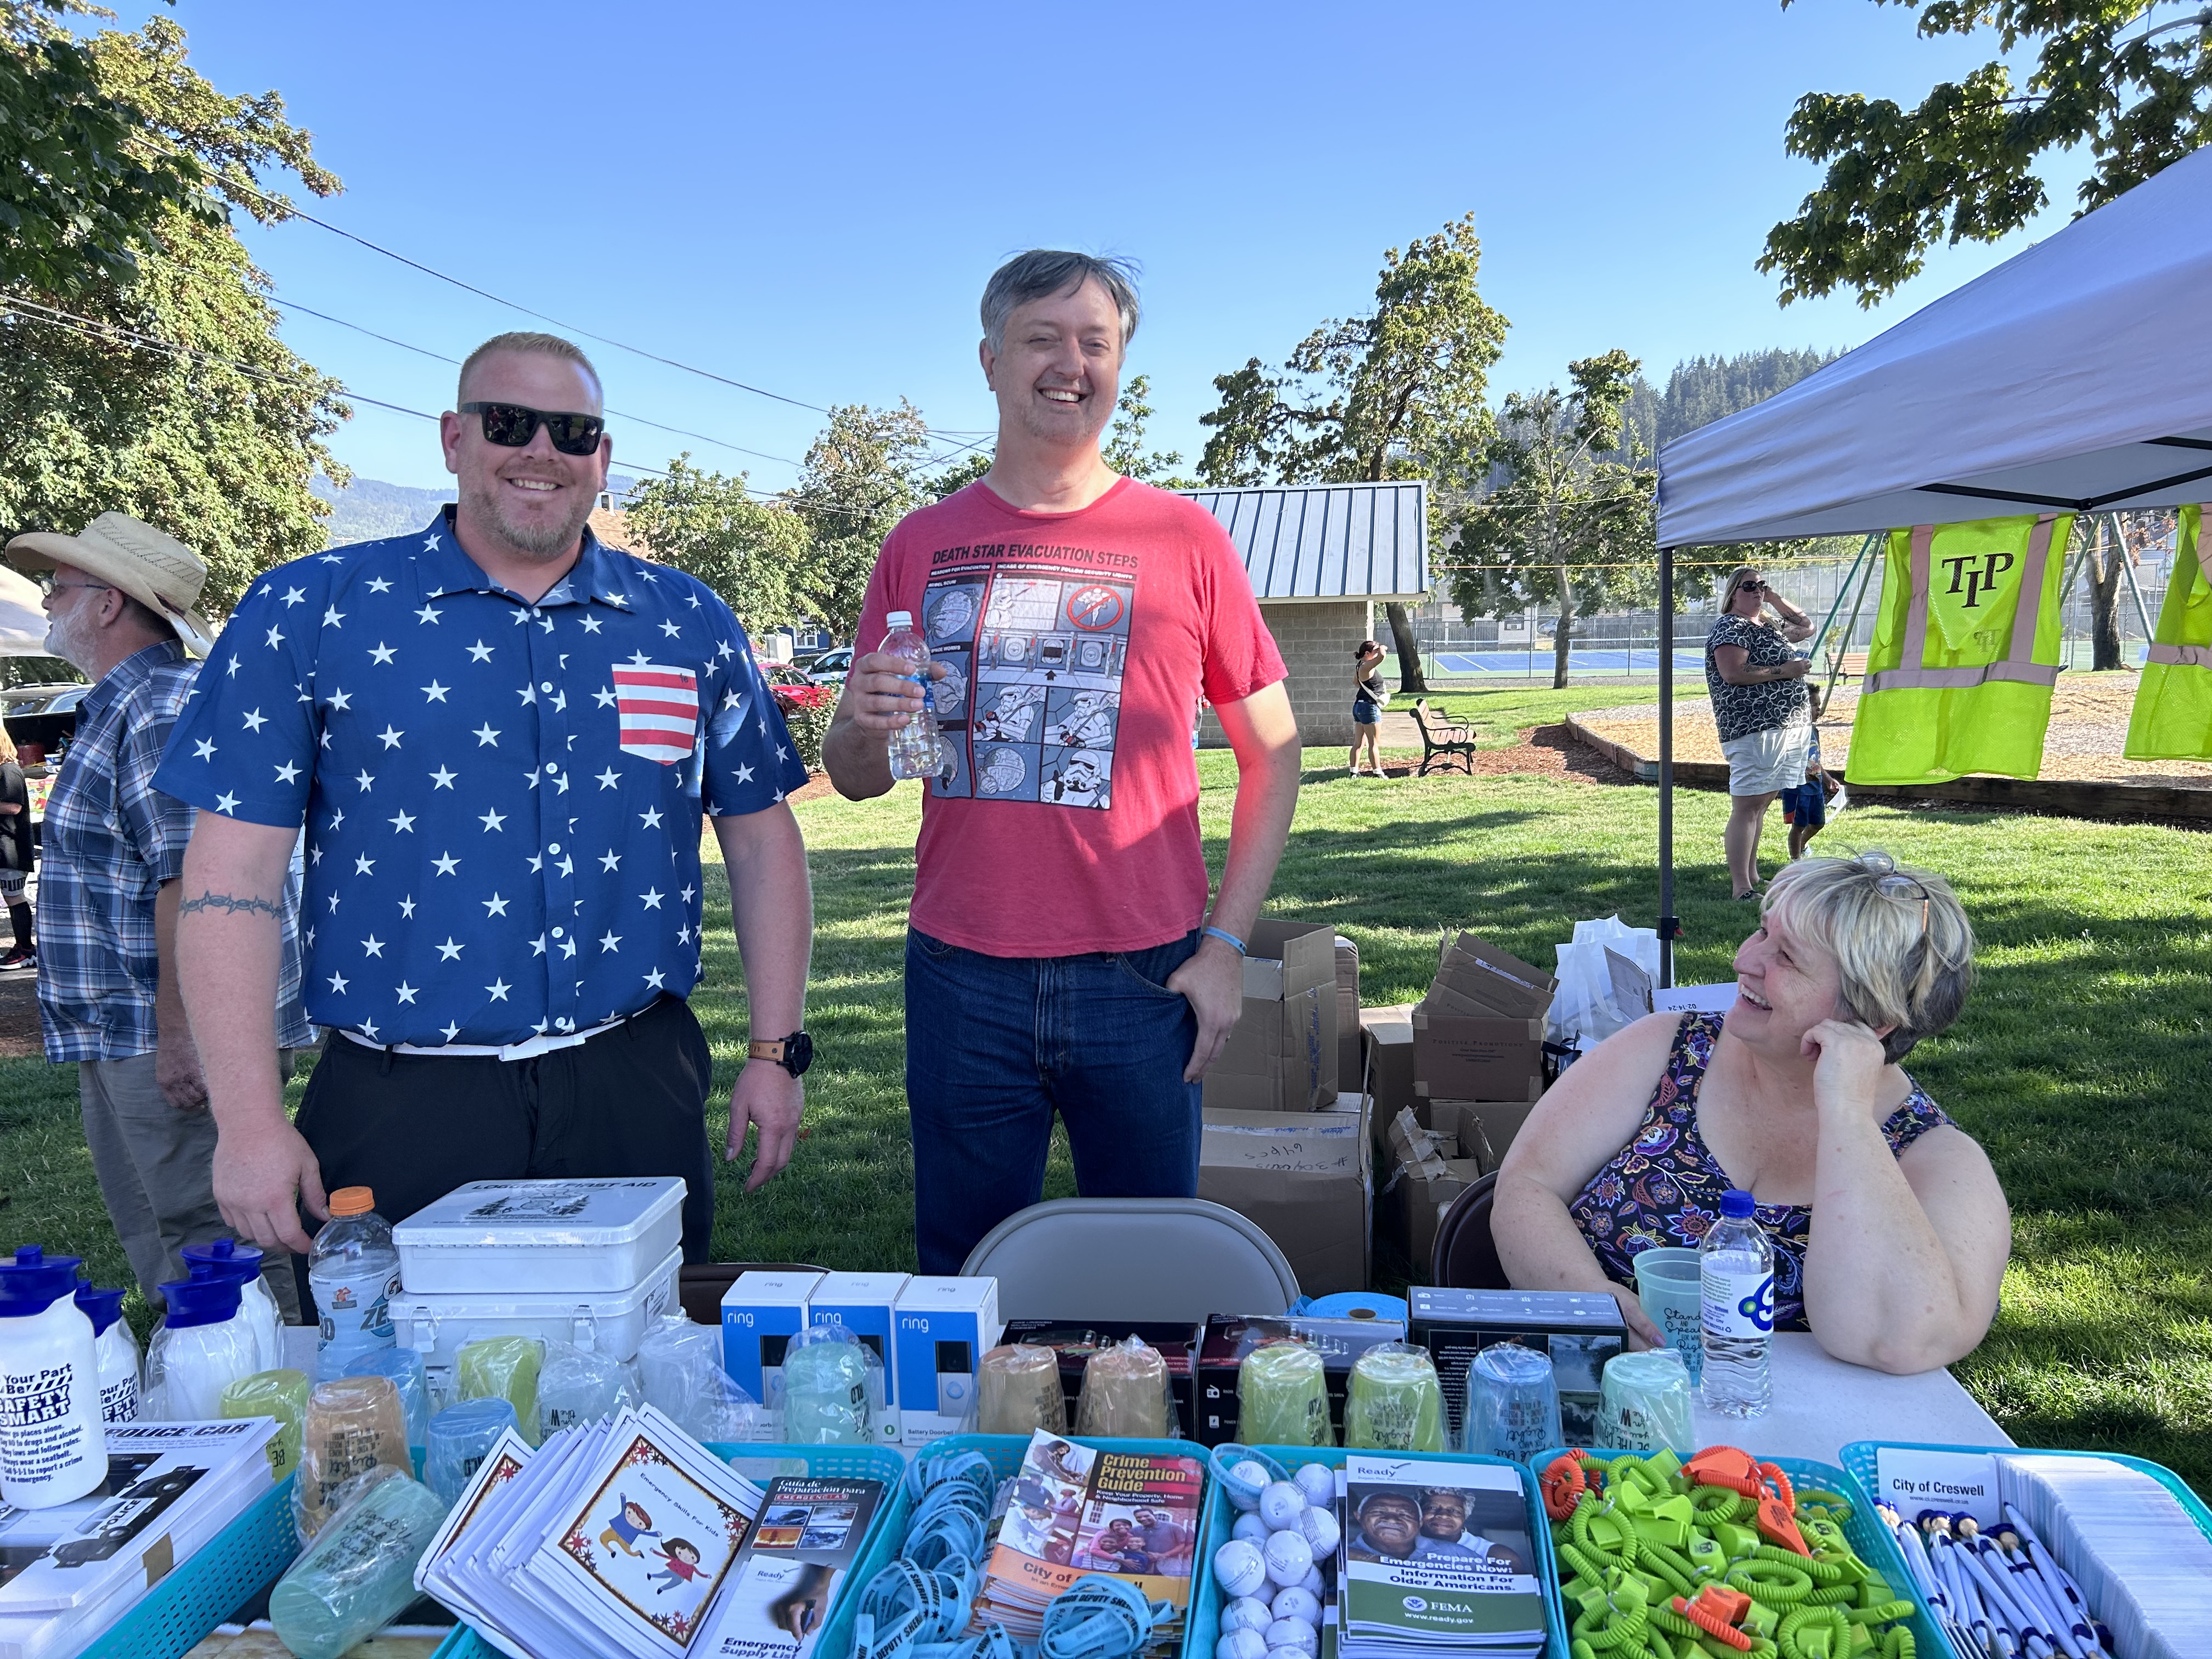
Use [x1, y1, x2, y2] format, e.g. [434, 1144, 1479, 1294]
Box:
[1406, 1286, 1626, 1444]
[893, 1277, 1002, 1447]
[808, 1271, 910, 1443]
[1195, 1312, 1408, 1447]
[720, 1269, 823, 1413]
[998, 1319, 1202, 1437]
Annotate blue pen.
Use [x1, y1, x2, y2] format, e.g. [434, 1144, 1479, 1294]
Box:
[1991, 1526, 2086, 1659]
[2001, 1503, 2104, 1655]
[1954, 1521, 2047, 1659]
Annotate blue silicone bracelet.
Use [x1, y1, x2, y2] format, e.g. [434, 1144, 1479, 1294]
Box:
[1201, 926, 1246, 955]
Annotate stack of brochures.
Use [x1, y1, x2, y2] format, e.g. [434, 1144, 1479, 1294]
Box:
[968, 1431, 1203, 1657]
[1335, 1452, 1547, 1659]
[417, 1404, 770, 1659]
[0, 1418, 280, 1659]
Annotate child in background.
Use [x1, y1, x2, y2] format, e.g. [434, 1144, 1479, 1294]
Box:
[1781, 726, 1829, 860]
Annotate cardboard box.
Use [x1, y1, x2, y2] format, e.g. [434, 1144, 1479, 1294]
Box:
[1412, 1011, 1544, 1102]
[1429, 933, 1557, 1018]
[808, 1271, 909, 1444]
[1244, 918, 1338, 1000]
[892, 1277, 1003, 1447]
[1334, 935, 1362, 1092]
[995, 1320, 1202, 1437]
[1360, 1005, 1417, 1120]
[720, 1269, 822, 1411]
[1376, 1108, 1482, 1270]
[1405, 1286, 1627, 1444]
[1200, 1092, 1371, 1295]
[1194, 1313, 1408, 1447]
[1427, 1099, 1539, 1167]
[1204, 983, 1335, 1112]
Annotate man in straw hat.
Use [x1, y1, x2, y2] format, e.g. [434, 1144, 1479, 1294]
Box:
[3, 514, 311, 1311]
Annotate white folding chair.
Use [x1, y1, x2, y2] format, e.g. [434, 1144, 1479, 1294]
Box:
[959, 1197, 1300, 1323]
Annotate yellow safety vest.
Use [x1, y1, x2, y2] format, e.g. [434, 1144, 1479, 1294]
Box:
[2123, 504, 2210, 760]
[1847, 513, 2072, 786]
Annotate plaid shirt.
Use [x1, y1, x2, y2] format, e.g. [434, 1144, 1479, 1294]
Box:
[37, 640, 311, 1060]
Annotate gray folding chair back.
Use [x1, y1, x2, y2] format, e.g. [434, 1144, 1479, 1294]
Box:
[959, 1198, 1300, 1322]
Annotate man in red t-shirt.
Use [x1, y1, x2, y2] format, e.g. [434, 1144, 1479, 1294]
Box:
[823, 251, 1301, 1273]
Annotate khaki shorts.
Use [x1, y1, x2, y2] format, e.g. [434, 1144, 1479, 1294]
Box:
[1721, 724, 1813, 796]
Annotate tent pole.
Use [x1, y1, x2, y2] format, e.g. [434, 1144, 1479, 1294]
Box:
[1658, 543, 1677, 989]
[2111, 511, 2157, 643]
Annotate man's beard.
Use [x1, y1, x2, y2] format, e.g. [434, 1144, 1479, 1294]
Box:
[44, 610, 92, 673]
[462, 474, 595, 560]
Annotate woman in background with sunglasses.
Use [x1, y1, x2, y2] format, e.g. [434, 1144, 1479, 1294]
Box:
[1707, 565, 1815, 899]
[1494, 851, 2010, 1375]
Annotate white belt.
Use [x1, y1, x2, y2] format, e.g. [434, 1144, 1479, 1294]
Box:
[340, 1013, 630, 1062]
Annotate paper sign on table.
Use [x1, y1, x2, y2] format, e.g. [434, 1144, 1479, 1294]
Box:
[1871, 1446, 2001, 1525]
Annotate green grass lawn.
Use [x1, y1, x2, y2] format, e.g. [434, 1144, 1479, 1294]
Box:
[5, 689, 2208, 1489]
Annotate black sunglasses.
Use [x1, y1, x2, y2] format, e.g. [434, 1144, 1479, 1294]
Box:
[458, 401, 606, 456]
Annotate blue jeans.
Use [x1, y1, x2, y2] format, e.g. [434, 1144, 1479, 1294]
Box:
[905, 927, 1204, 1274]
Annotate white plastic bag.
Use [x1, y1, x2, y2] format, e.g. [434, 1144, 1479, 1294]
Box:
[634, 1314, 764, 1443]
[1571, 915, 1660, 982]
[1548, 917, 1658, 1048]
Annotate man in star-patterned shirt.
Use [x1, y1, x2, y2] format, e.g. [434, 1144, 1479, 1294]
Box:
[155, 333, 814, 1260]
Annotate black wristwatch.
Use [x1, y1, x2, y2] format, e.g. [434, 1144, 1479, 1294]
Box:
[748, 1031, 813, 1077]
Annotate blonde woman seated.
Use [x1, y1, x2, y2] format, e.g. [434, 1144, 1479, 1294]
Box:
[1494, 853, 2009, 1374]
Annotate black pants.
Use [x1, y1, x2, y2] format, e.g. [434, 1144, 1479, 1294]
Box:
[296, 994, 716, 1260]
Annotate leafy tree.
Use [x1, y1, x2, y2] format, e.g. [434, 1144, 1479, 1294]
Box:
[927, 447, 992, 501]
[790, 400, 930, 640]
[0, 12, 345, 611]
[1197, 213, 1509, 691]
[1102, 374, 1192, 487]
[1449, 351, 1656, 689]
[623, 455, 806, 635]
[1763, 1, 2212, 306]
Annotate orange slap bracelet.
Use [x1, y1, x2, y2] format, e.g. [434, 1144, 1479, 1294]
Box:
[1672, 1590, 1753, 1651]
[1539, 1452, 1588, 1522]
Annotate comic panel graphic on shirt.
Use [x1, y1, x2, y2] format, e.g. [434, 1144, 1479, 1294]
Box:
[923, 560, 1133, 809]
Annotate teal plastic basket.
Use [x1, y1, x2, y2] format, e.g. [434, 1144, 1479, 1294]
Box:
[80, 1472, 300, 1659]
[1530, 1447, 1944, 1659]
[1187, 1446, 1570, 1659]
[427, 1441, 908, 1659]
[1836, 1439, 2212, 1659]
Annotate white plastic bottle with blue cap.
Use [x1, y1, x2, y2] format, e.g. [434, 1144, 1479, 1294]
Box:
[73, 1282, 141, 1423]
[0, 1245, 106, 1507]
[145, 1271, 258, 1420]
[182, 1237, 283, 1373]
[1698, 1187, 1774, 1418]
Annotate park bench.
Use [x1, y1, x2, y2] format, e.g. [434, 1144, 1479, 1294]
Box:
[1410, 699, 1479, 777]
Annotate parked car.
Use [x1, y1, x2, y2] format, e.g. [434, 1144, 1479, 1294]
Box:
[759, 661, 818, 690]
[802, 646, 853, 685]
[1, 682, 89, 758]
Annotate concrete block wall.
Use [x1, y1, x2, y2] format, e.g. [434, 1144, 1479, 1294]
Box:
[1200, 599, 1373, 749]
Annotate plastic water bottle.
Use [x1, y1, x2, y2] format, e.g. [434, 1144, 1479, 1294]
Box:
[182, 1238, 284, 1374]
[268, 1469, 449, 1659]
[0, 1246, 105, 1508]
[1699, 1188, 1774, 1418]
[309, 1188, 400, 1382]
[881, 610, 946, 780]
[74, 1283, 142, 1423]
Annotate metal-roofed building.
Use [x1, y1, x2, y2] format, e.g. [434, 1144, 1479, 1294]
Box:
[1177, 481, 1430, 746]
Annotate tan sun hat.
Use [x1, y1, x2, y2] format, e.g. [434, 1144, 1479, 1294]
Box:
[4, 512, 217, 658]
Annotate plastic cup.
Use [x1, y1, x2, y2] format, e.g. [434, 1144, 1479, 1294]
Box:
[425, 1397, 520, 1506]
[345, 1347, 430, 1453]
[1632, 1248, 1705, 1382]
[1599, 1348, 1696, 1453]
[1239, 1342, 1332, 1447]
[1341, 1346, 1447, 1453]
[1460, 1344, 1562, 1462]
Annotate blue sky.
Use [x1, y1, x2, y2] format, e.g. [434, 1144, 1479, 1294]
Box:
[108, 1, 2074, 492]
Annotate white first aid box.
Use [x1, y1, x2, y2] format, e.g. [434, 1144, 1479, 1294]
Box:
[390, 1244, 682, 1401]
[393, 1177, 686, 1294]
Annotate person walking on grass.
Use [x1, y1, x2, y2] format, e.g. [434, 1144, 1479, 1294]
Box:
[155, 332, 814, 1263]
[1350, 640, 1388, 777]
[823, 251, 1302, 1274]
[2, 515, 309, 1317]
[1705, 565, 1813, 900]
[0, 720, 33, 971]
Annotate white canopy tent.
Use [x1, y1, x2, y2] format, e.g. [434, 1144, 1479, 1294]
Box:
[1649, 145, 2212, 981]
[0, 567, 47, 656]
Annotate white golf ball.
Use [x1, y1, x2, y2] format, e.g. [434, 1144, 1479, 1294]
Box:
[1232, 1513, 1269, 1545]
[1262, 1530, 1314, 1587]
[1296, 1565, 1325, 1595]
[1228, 1459, 1272, 1510]
[1258, 1480, 1307, 1531]
[1214, 1539, 1269, 1600]
[1217, 1631, 1268, 1659]
[1266, 1622, 1320, 1658]
[1270, 1587, 1323, 1627]
[1292, 1463, 1336, 1508]
[1297, 1506, 1341, 1557]
[1268, 1648, 1312, 1659]
[1222, 1596, 1275, 1635]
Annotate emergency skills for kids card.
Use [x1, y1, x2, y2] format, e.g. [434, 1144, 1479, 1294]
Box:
[532, 1407, 765, 1655]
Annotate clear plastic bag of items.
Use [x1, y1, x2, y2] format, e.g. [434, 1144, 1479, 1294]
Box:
[1238, 1339, 1333, 1447]
[455, 1335, 544, 1446]
[977, 1342, 1068, 1436]
[292, 1375, 412, 1543]
[778, 1320, 882, 1446]
[1341, 1341, 1447, 1453]
[634, 1313, 764, 1442]
[536, 1336, 640, 1437]
[270, 1465, 449, 1659]
[1075, 1334, 1177, 1438]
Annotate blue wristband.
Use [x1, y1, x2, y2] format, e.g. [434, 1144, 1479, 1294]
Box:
[1201, 926, 1246, 956]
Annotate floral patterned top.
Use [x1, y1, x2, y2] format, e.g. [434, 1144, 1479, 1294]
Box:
[1567, 1013, 1954, 1330]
